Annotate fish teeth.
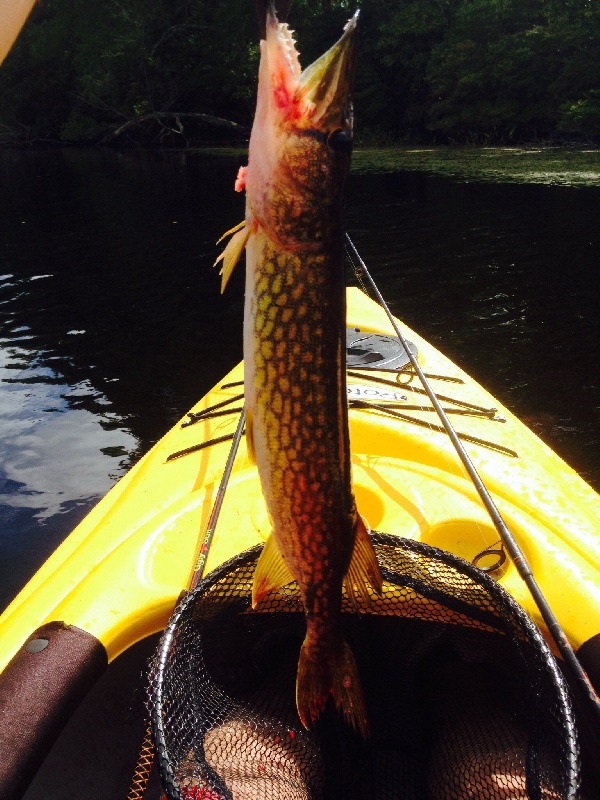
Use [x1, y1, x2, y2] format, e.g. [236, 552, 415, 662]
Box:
[278, 22, 301, 79]
[344, 10, 360, 34]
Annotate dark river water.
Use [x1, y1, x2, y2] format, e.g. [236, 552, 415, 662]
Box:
[1, 148, 599, 611]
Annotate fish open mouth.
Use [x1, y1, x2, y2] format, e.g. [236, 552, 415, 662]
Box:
[265, 8, 359, 131]
[295, 11, 359, 128]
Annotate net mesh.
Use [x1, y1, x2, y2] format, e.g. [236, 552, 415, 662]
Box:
[150, 533, 580, 800]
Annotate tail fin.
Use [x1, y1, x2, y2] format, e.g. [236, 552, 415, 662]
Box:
[296, 637, 368, 739]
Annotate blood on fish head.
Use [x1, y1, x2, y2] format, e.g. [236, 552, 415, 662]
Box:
[246, 9, 359, 249]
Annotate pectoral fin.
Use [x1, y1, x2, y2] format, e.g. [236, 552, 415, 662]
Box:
[216, 220, 247, 244]
[343, 515, 383, 608]
[214, 221, 251, 292]
[252, 533, 295, 608]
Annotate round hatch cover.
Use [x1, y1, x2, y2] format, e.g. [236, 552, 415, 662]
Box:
[346, 328, 417, 371]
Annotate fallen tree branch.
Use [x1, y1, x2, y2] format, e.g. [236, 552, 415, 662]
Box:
[110, 112, 247, 140]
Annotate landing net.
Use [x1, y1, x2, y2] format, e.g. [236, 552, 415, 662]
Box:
[150, 533, 580, 800]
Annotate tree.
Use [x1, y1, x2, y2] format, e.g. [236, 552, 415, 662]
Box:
[0, 0, 599, 145]
[426, 0, 600, 142]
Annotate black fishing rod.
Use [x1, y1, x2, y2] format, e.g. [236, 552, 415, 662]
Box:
[252, 0, 293, 38]
[187, 406, 247, 591]
[345, 232, 600, 727]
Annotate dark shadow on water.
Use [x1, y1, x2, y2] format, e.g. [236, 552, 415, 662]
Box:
[0, 497, 99, 610]
[1, 149, 599, 611]
[346, 170, 600, 486]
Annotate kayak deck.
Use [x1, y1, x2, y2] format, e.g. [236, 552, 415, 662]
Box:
[1, 287, 599, 678]
[1, 286, 600, 800]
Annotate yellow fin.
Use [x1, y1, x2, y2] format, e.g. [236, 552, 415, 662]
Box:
[245, 408, 256, 465]
[252, 533, 295, 608]
[343, 515, 383, 609]
[216, 220, 246, 244]
[214, 222, 251, 292]
[296, 637, 368, 739]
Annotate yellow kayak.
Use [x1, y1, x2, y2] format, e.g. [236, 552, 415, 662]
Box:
[1, 286, 598, 798]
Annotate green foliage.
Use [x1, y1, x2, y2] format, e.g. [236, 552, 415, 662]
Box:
[0, 0, 260, 143]
[0, 0, 599, 144]
[559, 91, 600, 136]
[425, 0, 600, 142]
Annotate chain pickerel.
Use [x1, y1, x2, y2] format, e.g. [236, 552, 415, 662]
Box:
[216, 8, 382, 737]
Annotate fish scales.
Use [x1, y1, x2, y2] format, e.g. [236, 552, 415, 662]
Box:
[216, 8, 382, 737]
[249, 234, 353, 608]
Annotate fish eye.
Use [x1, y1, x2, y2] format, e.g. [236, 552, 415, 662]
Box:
[327, 128, 353, 154]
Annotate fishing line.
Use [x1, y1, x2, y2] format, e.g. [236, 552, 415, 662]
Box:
[346, 241, 506, 559]
[345, 232, 600, 727]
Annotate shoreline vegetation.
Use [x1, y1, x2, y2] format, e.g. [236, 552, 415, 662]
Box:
[3, 142, 597, 187]
[1, 1, 599, 149]
[351, 145, 600, 186]
[192, 145, 600, 187]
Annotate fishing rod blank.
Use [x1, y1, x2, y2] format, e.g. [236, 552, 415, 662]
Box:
[187, 406, 247, 591]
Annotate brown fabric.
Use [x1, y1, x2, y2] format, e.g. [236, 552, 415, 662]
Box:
[0, 621, 107, 800]
[578, 632, 600, 696]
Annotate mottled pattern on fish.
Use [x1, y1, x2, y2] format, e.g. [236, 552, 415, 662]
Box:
[216, 9, 382, 738]
[247, 230, 354, 622]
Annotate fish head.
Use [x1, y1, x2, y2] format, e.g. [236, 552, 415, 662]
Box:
[247, 9, 359, 248]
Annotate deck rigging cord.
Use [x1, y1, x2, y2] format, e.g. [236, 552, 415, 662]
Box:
[132, 235, 599, 799]
[348, 368, 501, 413]
[350, 399, 518, 457]
[345, 232, 600, 729]
[183, 392, 245, 427]
[168, 398, 513, 462]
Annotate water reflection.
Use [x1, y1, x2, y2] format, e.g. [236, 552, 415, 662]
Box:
[0, 148, 249, 609]
[0, 338, 135, 605]
[0, 149, 599, 611]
